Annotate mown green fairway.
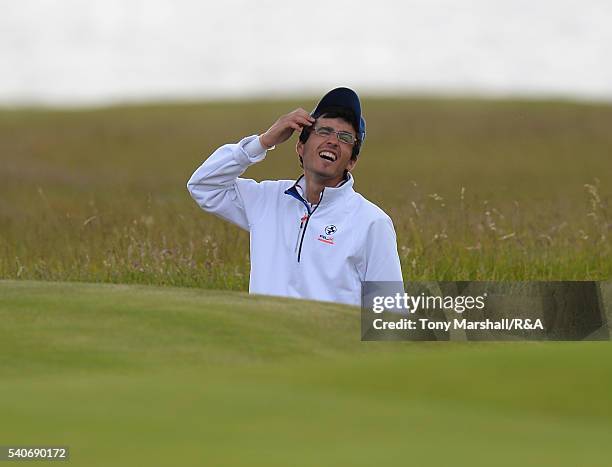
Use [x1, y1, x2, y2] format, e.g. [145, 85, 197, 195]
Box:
[1, 280, 610, 466]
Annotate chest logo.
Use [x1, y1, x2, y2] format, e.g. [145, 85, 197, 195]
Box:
[318, 225, 337, 245]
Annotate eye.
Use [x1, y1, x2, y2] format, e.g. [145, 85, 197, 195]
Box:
[338, 132, 355, 144]
[316, 127, 333, 136]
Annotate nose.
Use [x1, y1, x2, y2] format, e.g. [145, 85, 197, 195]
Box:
[323, 135, 339, 147]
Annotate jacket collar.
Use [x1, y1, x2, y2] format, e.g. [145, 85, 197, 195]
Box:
[284, 173, 355, 208]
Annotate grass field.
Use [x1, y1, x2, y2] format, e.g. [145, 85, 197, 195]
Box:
[1, 97, 611, 288]
[1, 98, 610, 464]
[1, 280, 611, 466]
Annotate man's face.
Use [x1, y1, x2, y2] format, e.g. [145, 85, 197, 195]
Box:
[296, 117, 358, 184]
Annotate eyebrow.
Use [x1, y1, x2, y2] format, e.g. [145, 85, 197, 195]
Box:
[317, 125, 355, 135]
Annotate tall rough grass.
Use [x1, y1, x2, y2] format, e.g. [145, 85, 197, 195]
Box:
[392, 178, 609, 280]
[1, 98, 610, 288]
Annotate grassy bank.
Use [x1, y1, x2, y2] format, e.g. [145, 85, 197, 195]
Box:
[1, 280, 611, 466]
[1, 98, 610, 287]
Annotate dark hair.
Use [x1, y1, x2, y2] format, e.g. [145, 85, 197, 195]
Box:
[299, 106, 362, 160]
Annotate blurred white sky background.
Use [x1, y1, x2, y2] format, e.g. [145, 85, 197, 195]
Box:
[1, 0, 610, 105]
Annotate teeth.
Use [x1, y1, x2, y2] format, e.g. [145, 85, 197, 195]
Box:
[319, 151, 336, 161]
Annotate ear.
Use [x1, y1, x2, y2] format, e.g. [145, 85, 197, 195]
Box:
[296, 140, 304, 168]
[346, 157, 358, 173]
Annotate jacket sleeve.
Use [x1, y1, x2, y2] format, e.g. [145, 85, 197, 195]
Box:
[364, 216, 405, 284]
[187, 135, 269, 231]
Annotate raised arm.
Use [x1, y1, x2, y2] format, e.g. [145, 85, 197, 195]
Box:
[187, 135, 268, 230]
[187, 109, 315, 230]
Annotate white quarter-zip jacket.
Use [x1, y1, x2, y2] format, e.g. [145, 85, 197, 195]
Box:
[187, 135, 404, 306]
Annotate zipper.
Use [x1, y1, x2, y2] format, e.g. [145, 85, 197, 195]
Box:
[284, 179, 324, 263]
[294, 213, 309, 253]
[297, 193, 322, 262]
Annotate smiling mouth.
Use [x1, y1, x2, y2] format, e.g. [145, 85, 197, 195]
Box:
[319, 151, 337, 162]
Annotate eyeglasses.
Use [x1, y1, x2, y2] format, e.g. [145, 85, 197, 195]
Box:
[312, 126, 357, 145]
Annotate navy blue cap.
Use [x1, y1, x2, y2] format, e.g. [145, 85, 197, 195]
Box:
[311, 87, 366, 143]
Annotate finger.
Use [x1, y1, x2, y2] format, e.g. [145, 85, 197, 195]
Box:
[292, 115, 314, 127]
[295, 119, 313, 129]
[293, 108, 315, 122]
[281, 117, 305, 130]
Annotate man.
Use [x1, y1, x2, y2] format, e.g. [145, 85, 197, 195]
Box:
[187, 87, 403, 306]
